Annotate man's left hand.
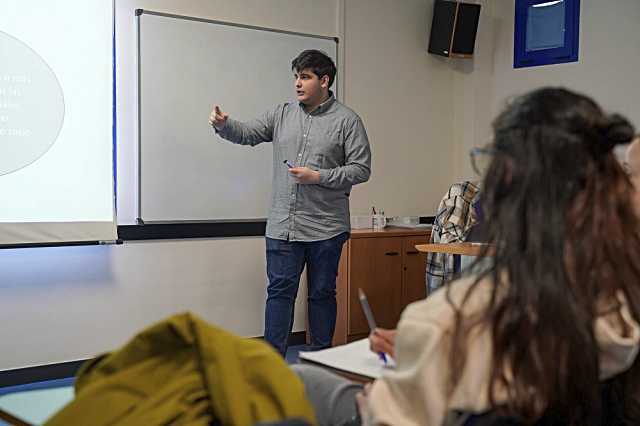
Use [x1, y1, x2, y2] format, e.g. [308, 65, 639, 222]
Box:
[288, 167, 320, 184]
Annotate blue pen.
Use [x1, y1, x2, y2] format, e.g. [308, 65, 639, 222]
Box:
[283, 160, 294, 168]
[358, 288, 388, 365]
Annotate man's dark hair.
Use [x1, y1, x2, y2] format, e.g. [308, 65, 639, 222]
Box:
[291, 49, 337, 88]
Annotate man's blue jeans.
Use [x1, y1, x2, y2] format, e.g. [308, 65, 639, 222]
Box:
[265, 232, 349, 356]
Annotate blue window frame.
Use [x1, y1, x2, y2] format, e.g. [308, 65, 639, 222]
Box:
[514, 0, 580, 68]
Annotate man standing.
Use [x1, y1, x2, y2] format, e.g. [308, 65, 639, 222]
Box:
[209, 50, 371, 355]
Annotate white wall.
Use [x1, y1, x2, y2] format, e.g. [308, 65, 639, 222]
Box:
[451, 0, 494, 180]
[452, 0, 640, 180]
[5, 0, 637, 372]
[341, 0, 455, 216]
[0, 239, 269, 367]
[8, 0, 640, 369]
[0, 0, 454, 370]
[0, 0, 336, 371]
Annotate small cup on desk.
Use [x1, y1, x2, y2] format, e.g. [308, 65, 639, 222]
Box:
[351, 215, 373, 229]
[372, 214, 387, 230]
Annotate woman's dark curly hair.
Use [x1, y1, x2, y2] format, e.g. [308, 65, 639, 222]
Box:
[448, 87, 640, 424]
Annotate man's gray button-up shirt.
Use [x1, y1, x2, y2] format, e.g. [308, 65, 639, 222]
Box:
[215, 94, 371, 241]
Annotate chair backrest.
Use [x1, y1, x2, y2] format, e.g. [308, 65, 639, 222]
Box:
[466, 195, 487, 243]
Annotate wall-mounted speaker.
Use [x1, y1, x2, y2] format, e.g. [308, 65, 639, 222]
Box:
[428, 0, 481, 58]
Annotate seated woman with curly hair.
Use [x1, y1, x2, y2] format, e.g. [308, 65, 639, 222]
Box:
[293, 87, 640, 425]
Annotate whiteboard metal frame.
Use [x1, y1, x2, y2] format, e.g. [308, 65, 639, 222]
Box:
[134, 9, 339, 229]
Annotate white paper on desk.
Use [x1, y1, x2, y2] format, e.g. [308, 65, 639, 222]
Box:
[298, 338, 395, 379]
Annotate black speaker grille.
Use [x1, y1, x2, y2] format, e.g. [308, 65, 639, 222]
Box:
[452, 3, 481, 55]
[428, 0, 457, 57]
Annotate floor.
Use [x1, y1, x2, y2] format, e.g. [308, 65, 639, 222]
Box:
[0, 345, 307, 425]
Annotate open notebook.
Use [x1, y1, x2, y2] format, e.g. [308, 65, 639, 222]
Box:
[298, 338, 395, 379]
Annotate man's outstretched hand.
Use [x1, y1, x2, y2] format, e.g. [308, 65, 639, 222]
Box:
[209, 105, 229, 130]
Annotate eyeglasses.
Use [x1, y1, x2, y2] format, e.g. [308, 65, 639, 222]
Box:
[470, 146, 495, 177]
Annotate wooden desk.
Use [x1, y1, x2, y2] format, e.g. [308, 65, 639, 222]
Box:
[415, 242, 493, 257]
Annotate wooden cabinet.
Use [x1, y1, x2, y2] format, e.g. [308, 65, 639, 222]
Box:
[332, 227, 430, 345]
[402, 236, 430, 306]
[348, 236, 404, 334]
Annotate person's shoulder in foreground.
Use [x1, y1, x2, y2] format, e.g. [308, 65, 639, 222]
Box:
[367, 272, 640, 426]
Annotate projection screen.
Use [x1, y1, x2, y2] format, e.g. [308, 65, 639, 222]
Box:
[0, 0, 116, 246]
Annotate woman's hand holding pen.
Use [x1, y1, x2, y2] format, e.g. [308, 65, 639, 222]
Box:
[289, 167, 320, 184]
[369, 328, 396, 359]
[209, 105, 229, 130]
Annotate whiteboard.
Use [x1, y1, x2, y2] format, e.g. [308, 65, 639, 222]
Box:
[136, 10, 338, 223]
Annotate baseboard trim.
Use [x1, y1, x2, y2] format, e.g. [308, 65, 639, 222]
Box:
[0, 331, 307, 388]
[0, 360, 85, 389]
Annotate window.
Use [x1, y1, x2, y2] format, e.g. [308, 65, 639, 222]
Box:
[514, 0, 580, 68]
